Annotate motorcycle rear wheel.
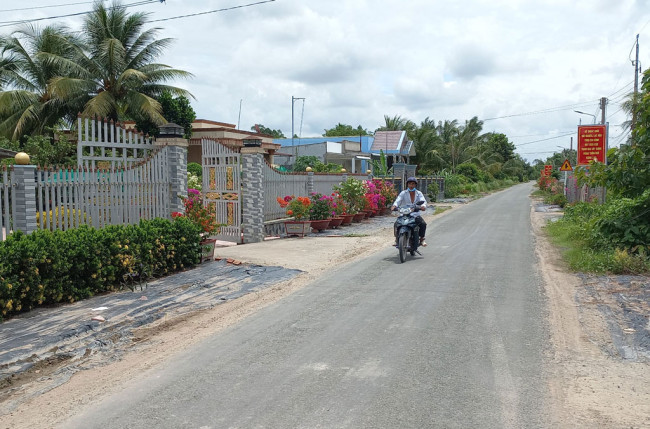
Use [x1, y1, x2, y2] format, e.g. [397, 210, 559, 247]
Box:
[398, 233, 407, 263]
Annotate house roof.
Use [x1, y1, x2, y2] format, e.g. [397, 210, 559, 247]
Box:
[371, 131, 406, 152]
[0, 147, 17, 159]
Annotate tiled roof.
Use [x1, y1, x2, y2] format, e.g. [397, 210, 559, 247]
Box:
[371, 131, 405, 152]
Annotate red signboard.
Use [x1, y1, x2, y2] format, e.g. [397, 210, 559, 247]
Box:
[577, 125, 606, 165]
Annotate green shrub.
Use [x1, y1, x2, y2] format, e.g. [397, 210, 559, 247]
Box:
[0, 217, 202, 321]
[590, 189, 650, 250]
[187, 162, 203, 178]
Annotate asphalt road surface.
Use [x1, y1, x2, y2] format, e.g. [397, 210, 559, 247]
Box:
[63, 183, 552, 428]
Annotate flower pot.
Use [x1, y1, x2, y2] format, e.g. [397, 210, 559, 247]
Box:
[199, 238, 217, 263]
[341, 214, 354, 225]
[328, 217, 343, 229]
[352, 212, 365, 222]
[285, 220, 311, 237]
[310, 219, 331, 232]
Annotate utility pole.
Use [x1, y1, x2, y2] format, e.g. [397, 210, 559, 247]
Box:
[632, 34, 640, 145]
[634, 34, 640, 95]
[600, 97, 607, 124]
[237, 99, 242, 130]
[291, 96, 305, 160]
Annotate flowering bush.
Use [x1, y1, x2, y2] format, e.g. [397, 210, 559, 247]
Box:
[173, 189, 220, 235]
[364, 180, 386, 210]
[333, 177, 366, 214]
[330, 193, 347, 216]
[373, 179, 397, 207]
[277, 195, 312, 220]
[537, 175, 557, 192]
[309, 193, 333, 220]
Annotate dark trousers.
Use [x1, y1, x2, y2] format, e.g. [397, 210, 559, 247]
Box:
[394, 216, 427, 239]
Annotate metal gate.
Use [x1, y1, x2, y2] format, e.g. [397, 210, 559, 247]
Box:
[201, 139, 242, 243]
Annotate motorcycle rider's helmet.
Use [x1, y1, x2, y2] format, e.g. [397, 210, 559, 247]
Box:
[406, 177, 417, 186]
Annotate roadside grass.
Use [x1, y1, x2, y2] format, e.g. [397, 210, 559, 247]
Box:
[433, 206, 451, 215]
[545, 216, 650, 275]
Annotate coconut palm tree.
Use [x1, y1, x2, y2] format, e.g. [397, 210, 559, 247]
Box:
[0, 24, 77, 139]
[49, 1, 193, 125]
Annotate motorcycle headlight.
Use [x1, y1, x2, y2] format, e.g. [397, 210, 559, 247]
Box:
[399, 207, 411, 215]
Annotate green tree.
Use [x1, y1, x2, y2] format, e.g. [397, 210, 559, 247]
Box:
[376, 114, 416, 140]
[323, 123, 369, 137]
[135, 91, 196, 138]
[49, 1, 193, 125]
[0, 24, 78, 139]
[293, 155, 322, 172]
[485, 133, 515, 162]
[251, 124, 285, 138]
[0, 134, 74, 166]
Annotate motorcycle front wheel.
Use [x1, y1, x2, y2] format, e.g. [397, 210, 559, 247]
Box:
[398, 232, 408, 263]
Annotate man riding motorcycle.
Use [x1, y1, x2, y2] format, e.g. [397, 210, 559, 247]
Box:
[391, 177, 427, 247]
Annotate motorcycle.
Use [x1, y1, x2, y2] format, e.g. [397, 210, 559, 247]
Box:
[393, 201, 425, 263]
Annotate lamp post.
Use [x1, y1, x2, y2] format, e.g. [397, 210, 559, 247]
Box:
[574, 110, 596, 124]
[291, 96, 305, 161]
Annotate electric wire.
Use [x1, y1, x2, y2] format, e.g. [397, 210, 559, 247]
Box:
[514, 131, 576, 147]
[0, 1, 105, 12]
[148, 0, 276, 23]
[482, 100, 599, 121]
[0, 0, 159, 28]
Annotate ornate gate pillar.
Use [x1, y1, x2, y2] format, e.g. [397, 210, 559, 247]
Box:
[240, 147, 265, 243]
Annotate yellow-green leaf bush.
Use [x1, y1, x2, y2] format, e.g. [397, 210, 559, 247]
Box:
[0, 217, 202, 321]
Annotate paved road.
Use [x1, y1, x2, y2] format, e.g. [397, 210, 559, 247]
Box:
[64, 183, 553, 428]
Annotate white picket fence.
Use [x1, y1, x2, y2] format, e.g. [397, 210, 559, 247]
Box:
[35, 147, 170, 231]
[0, 117, 177, 242]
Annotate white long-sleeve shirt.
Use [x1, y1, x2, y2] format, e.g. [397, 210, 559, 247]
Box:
[392, 189, 426, 217]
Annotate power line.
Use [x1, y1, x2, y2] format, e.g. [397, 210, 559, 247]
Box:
[514, 131, 576, 147]
[0, 1, 104, 13]
[509, 130, 575, 138]
[482, 100, 599, 121]
[0, 0, 161, 28]
[148, 0, 276, 23]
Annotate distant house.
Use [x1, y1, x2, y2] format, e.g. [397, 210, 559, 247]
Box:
[370, 131, 414, 164]
[273, 131, 415, 172]
[186, 120, 280, 164]
[273, 136, 372, 173]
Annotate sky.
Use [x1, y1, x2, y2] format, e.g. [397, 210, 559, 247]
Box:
[1, 0, 650, 162]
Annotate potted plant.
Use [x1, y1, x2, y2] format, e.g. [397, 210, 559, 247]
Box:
[332, 192, 354, 225]
[277, 195, 312, 237]
[333, 177, 366, 216]
[309, 193, 332, 232]
[374, 179, 397, 214]
[173, 189, 223, 262]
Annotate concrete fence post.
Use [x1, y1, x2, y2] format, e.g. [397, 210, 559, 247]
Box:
[307, 171, 314, 195]
[12, 165, 37, 234]
[240, 147, 265, 243]
[155, 136, 188, 215]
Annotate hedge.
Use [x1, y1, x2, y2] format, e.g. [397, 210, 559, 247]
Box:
[0, 217, 202, 321]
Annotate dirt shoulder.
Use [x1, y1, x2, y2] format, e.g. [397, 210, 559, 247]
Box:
[532, 205, 650, 428]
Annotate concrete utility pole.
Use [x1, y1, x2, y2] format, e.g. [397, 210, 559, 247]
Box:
[632, 34, 640, 145]
[634, 34, 640, 95]
[600, 97, 607, 125]
[291, 96, 305, 161]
